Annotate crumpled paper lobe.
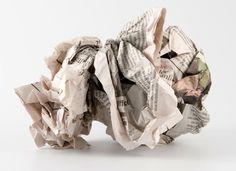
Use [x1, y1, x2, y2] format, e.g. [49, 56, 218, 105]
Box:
[15, 8, 211, 150]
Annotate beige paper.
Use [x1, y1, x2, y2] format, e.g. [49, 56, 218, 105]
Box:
[15, 8, 211, 150]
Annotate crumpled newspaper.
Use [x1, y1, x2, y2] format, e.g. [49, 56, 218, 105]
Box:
[15, 8, 211, 150]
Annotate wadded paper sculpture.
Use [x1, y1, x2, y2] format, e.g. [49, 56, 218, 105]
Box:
[15, 8, 211, 150]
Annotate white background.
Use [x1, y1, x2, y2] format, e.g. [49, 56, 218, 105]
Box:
[0, 0, 235, 170]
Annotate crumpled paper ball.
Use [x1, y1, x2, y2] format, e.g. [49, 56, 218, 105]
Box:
[15, 8, 211, 150]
